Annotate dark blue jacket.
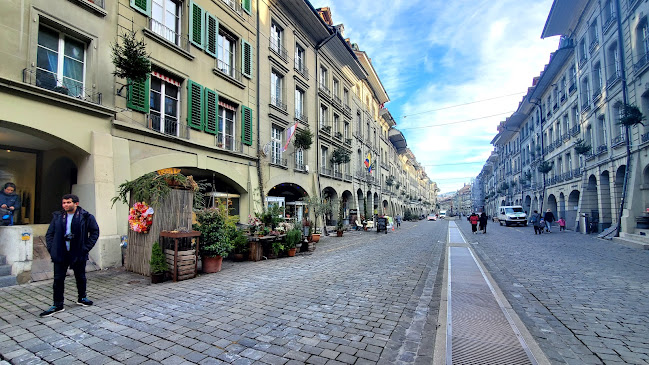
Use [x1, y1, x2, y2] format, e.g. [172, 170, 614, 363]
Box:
[0, 191, 21, 211]
[46, 207, 99, 263]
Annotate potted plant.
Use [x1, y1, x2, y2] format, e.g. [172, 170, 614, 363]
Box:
[232, 230, 249, 262]
[269, 241, 285, 259]
[150, 241, 167, 283]
[195, 205, 235, 273]
[285, 228, 301, 256]
[336, 198, 345, 237]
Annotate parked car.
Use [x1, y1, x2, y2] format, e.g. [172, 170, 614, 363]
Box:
[427, 215, 436, 221]
[497, 205, 527, 226]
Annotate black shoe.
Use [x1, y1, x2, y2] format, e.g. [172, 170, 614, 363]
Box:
[77, 298, 93, 307]
[40, 305, 64, 317]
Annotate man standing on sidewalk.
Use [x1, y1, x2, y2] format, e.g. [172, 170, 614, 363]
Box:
[40, 194, 99, 317]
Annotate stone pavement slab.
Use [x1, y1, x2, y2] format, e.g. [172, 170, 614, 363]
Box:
[0, 221, 445, 364]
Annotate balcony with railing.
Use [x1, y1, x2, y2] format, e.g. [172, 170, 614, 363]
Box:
[560, 92, 566, 103]
[333, 94, 342, 106]
[23, 68, 103, 105]
[579, 57, 587, 69]
[271, 155, 288, 168]
[214, 58, 243, 83]
[270, 37, 288, 62]
[592, 88, 602, 102]
[547, 142, 555, 152]
[270, 95, 287, 112]
[318, 83, 331, 97]
[611, 134, 626, 148]
[319, 120, 332, 134]
[581, 99, 591, 113]
[573, 167, 582, 177]
[334, 131, 343, 141]
[607, 71, 621, 88]
[634, 53, 649, 73]
[343, 173, 352, 182]
[554, 139, 562, 148]
[603, 14, 616, 33]
[589, 38, 599, 53]
[215, 132, 243, 152]
[570, 124, 580, 136]
[333, 170, 343, 179]
[642, 131, 649, 144]
[596, 144, 608, 155]
[320, 166, 332, 176]
[563, 171, 573, 180]
[147, 114, 190, 139]
[553, 102, 559, 111]
[344, 104, 351, 116]
[562, 133, 571, 142]
[146, 18, 191, 55]
[345, 138, 352, 146]
[294, 160, 307, 172]
[295, 110, 308, 124]
[294, 60, 309, 80]
[569, 83, 577, 95]
[353, 130, 363, 141]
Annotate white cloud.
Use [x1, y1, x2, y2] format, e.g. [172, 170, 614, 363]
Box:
[309, 0, 558, 193]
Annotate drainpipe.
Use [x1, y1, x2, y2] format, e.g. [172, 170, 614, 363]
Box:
[255, 0, 265, 211]
[614, 0, 631, 237]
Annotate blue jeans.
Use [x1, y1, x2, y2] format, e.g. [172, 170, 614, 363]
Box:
[545, 221, 552, 232]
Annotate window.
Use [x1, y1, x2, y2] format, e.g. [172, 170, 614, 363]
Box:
[333, 79, 340, 100]
[343, 88, 349, 107]
[563, 114, 570, 136]
[333, 114, 340, 135]
[295, 88, 305, 120]
[344, 122, 349, 139]
[217, 30, 236, 77]
[151, 0, 180, 45]
[295, 44, 306, 75]
[598, 116, 607, 147]
[321, 146, 329, 171]
[608, 43, 620, 82]
[603, 0, 615, 30]
[356, 113, 361, 134]
[320, 66, 328, 88]
[295, 147, 304, 170]
[589, 19, 598, 49]
[271, 125, 282, 165]
[36, 24, 86, 97]
[579, 38, 588, 64]
[593, 62, 602, 93]
[149, 72, 180, 136]
[570, 66, 577, 91]
[581, 77, 590, 106]
[613, 104, 624, 137]
[270, 22, 284, 57]
[566, 153, 572, 171]
[637, 20, 649, 64]
[320, 105, 328, 129]
[270, 70, 283, 109]
[218, 100, 237, 150]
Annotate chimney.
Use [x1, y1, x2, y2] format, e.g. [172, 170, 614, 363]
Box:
[316, 7, 333, 26]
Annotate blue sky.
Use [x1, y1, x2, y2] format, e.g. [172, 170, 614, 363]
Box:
[310, 0, 560, 193]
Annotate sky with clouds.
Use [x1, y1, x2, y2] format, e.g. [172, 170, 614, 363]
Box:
[310, 0, 560, 194]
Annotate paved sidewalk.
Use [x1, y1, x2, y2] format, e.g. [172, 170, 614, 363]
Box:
[0, 221, 446, 365]
[456, 220, 649, 365]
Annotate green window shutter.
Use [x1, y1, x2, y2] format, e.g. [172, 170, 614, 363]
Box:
[130, 0, 151, 16]
[241, 40, 253, 79]
[205, 13, 218, 58]
[187, 80, 204, 130]
[189, 2, 205, 49]
[127, 77, 150, 113]
[241, 0, 252, 14]
[241, 106, 253, 146]
[204, 88, 219, 135]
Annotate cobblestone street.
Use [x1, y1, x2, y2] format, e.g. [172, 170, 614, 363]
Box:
[0, 221, 445, 365]
[455, 219, 649, 365]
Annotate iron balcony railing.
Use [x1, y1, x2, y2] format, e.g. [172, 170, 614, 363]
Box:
[642, 131, 649, 143]
[321, 167, 332, 176]
[592, 88, 602, 102]
[353, 130, 363, 141]
[269, 38, 288, 61]
[344, 104, 351, 115]
[634, 53, 649, 73]
[596, 144, 608, 154]
[148, 114, 190, 139]
[563, 171, 573, 180]
[579, 57, 587, 69]
[333, 95, 342, 105]
[319, 120, 332, 134]
[334, 171, 343, 179]
[570, 124, 581, 136]
[563, 133, 571, 142]
[215, 132, 243, 152]
[581, 99, 591, 113]
[343, 173, 353, 182]
[569, 83, 577, 94]
[345, 138, 352, 146]
[554, 139, 561, 147]
[294, 160, 307, 172]
[318, 83, 331, 96]
[294, 60, 309, 79]
[603, 14, 616, 33]
[23, 68, 102, 104]
[589, 38, 599, 53]
[148, 18, 190, 53]
[295, 110, 308, 123]
[611, 134, 626, 147]
[607, 72, 621, 88]
[270, 95, 287, 111]
[334, 131, 343, 140]
[271, 156, 287, 167]
[215, 58, 243, 82]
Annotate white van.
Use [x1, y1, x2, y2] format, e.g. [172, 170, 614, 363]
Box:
[439, 210, 447, 219]
[497, 206, 527, 226]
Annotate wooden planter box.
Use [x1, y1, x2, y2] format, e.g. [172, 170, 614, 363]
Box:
[160, 231, 200, 282]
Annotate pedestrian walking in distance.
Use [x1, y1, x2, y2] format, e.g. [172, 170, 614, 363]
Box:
[530, 210, 542, 235]
[396, 214, 401, 229]
[40, 194, 99, 317]
[558, 217, 566, 231]
[469, 212, 479, 234]
[544, 209, 555, 233]
[479, 212, 488, 234]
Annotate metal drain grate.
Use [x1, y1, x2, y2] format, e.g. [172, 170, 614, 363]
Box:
[447, 247, 537, 365]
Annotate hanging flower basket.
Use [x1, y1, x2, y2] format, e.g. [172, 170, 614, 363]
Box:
[128, 202, 154, 233]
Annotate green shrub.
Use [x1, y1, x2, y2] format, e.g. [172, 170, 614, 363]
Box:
[285, 228, 302, 249]
[150, 241, 168, 275]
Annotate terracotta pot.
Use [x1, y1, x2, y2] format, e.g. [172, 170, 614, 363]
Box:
[309, 234, 321, 243]
[336, 230, 343, 237]
[202, 255, 223, 273]
[233, 253, 245, 262]
[287, 248, 296, 257]
[151, 272, 165, 284]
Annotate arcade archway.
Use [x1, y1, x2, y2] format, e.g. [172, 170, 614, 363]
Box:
[267, 183, 309, 222]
